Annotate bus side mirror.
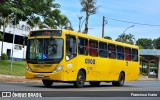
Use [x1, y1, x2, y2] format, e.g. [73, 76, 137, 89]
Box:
[66, 56, 70, 61]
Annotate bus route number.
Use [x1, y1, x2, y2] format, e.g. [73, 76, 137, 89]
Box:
[85, 59, 95, 64]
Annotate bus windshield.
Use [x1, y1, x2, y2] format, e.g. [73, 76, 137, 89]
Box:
[26, 38, 63, 62]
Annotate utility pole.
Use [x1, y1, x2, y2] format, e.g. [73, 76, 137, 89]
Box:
[102, 16, 105, 38]
[1, 23, 5, 59]
[10, 14, 16, 71]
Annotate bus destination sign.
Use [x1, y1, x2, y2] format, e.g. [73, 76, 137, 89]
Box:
[30, 30, 62, 37]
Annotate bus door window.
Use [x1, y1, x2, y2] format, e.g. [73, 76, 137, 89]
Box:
[125, 47, 131, 61]
[99, 42, 108, 58]
[78, 37, 88, 55]
[116, 46, 124, 60]
[89, 40, 98, 57]
[66, 35, 77, 60]
[108, 44, 116, 59]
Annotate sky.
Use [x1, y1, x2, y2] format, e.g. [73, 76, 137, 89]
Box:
[55, 0, 160, 40]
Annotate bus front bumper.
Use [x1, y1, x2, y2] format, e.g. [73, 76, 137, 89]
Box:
[25, 70, 64, 81]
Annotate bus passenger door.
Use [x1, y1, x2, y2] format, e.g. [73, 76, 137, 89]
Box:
[65, 35, 78, 81]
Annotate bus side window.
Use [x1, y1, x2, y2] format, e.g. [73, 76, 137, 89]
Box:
[125, 47, 131, 61]
[89, 40, 98, 57]
[117, 46, 124, 60]
[66, 35, 77, 60]
[78, 37, 88, 55]
[108, 44, 116, 59]
[99, 42, 108, 58]
[132, 49, 138, 62]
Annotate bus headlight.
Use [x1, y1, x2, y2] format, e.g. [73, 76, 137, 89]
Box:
[53, 66, 63, 73]
[26, 66, 32, 72]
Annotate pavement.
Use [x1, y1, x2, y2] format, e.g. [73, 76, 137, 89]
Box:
[139, 75, 160, 81]
[0, 74, 159, 83]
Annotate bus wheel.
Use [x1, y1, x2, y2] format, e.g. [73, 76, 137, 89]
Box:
[89, 81, 101, 87]
[112, 72, 125, 86]
[74, 71, 86, 88]
[42, 80, 54, 87]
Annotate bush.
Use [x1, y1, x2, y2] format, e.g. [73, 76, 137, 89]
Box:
[1, 53, 8, 60]
[141, 73, 148, 76]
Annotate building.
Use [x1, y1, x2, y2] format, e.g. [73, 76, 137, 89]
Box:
[0, 21, 30, 60]
[140, 49, 160, 79]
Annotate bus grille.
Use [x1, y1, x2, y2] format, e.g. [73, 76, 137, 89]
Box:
[33, 65, 52, 68]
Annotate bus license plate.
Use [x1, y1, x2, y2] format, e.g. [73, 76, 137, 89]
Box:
[38, 74, 44, 78]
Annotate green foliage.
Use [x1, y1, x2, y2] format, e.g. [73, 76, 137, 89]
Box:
[80, 0, 98, 33]
[0, 60, 25, 76]
[104, 36, 112, 40]
[137, 45, 144, 49]
[57, 15, 72, 29]
[0, 0, 73, 32]
[1, 53, 8, 60]
[141, 73, 147, 76]
[80, 0, 98, 15]
[136, 38, 153, 49]
[115, 33, 135, 45]
[0, 0, 61, 27]
[153, 37, 160, 49]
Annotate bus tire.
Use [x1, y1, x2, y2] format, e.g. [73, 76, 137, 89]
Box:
[112, 72, 125, 86]
[74, 71, 86, 88]
[89, 81, 101, 87]
[42, 80, 54, 87]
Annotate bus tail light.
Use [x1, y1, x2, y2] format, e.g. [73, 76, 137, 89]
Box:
[26, 66, 32, 72]
[53, 66, 63, 73]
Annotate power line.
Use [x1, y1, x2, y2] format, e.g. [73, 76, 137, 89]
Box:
[107, 17, 160, 27]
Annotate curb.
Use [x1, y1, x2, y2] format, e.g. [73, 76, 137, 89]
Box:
[0, 74, 159, 83]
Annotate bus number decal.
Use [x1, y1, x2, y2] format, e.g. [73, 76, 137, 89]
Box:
[85, 59, 95, 64]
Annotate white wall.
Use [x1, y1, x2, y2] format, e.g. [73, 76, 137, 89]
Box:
[0, 41, 26, 59]
[0, 21, 29, 60]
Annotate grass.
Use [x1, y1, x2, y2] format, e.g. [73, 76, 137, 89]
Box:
[0, 60, 26, 76]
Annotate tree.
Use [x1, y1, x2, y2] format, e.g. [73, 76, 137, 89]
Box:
[0, 0, 60, 59]
[116, 33, 135, 45]
[27, 17, 41, 30]
[104, 36, 112, 40]
[153, 37, 160, 49]
[0, 0, 60, 27]
[57, 14, 73, 30]
[80, 0, 98, 34]
[136, 38, 153, 49]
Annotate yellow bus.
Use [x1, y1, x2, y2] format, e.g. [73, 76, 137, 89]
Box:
[25, 29, 140, 88]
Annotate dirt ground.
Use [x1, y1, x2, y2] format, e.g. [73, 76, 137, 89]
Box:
[0, 74, 41, 83]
